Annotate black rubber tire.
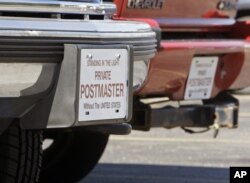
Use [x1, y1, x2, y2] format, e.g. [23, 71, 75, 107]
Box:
[0, 124, 43, 183]
[40, 130, 109, 183]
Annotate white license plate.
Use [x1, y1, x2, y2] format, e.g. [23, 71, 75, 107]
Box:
[184, 57, 218, 100]
[78, 48, 129, 122]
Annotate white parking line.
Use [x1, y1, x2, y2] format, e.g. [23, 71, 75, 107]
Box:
[235, 95, 250, 100]
[240, 112, 250, 117]
[110, 136, 250, 144]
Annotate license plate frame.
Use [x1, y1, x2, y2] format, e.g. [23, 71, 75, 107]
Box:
[77, 45, 133, 123]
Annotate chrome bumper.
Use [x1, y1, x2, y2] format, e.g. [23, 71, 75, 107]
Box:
[0, 17, 156, 129]
[0, 17, 156, 96]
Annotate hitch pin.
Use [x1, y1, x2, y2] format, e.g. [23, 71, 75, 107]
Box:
[213, 112, 220, 138]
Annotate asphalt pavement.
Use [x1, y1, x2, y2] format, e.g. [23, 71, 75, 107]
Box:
[80, 95, 250, 183]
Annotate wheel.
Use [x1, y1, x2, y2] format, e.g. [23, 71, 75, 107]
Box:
[40, 130, 109, 183]
[0, 123, 43, 183]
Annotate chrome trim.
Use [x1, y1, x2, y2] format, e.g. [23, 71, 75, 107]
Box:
[0, 18, 156, 61]
[155, 18, 235, 31]
[0, 30, 155, 39]
[0, 0, 116, 15]
[215, 103, 238, 128]
[133, 60, 149, 91]
[0, 36, 156, 62]
[237, 0, 250, 11]
[0, 18, 152, 35]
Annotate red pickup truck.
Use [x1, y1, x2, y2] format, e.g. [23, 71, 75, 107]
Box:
[109, 0, 250, 131]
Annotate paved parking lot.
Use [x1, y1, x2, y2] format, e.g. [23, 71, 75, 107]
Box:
[81, 95, 250, 183]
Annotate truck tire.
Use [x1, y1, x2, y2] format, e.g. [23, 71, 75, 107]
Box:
[40, 130, 109, 183]
[0, 123, 43, 183]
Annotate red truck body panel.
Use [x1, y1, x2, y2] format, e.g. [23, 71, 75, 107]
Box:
[112, 0, 250, 100]
[138, 40, 250, 100]
[115, 0, 237, 19]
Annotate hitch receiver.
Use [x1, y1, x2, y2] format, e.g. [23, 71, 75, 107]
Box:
[131, 93, 239, 131]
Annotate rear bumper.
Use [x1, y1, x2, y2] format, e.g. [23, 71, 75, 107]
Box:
[137, 39, 250, 100]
